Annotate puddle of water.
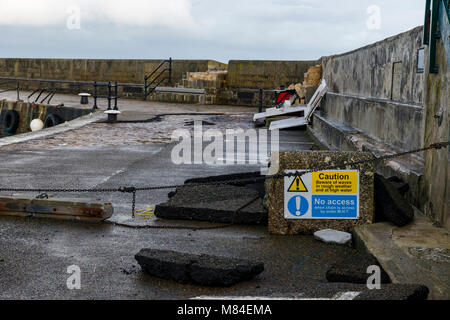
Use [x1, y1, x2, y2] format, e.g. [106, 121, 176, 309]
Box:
[408, 248, 450, 263]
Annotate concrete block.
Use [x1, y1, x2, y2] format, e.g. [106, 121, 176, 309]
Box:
[267, 151, 375, 235]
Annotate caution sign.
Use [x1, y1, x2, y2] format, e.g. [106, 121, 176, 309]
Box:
[288, 175, 308, 192]
[312, 171, 358, 194]
[284, 170, 360, 220]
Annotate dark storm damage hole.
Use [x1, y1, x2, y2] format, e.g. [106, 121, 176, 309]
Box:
[107, 113, 225, 124]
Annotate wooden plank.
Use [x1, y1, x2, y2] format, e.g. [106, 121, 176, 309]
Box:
[253, 105, 307, 121]
[269, 117, 308, 130]
[305, 79, 328, 122]
[0, 196, 114, 222]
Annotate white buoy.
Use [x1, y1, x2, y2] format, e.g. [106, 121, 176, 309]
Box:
[30, 119, 44, 132]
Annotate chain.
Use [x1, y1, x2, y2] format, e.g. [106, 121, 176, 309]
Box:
[0, 141, 448, 218]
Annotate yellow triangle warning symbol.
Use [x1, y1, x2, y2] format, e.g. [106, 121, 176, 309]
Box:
[288, 175, 308, 192]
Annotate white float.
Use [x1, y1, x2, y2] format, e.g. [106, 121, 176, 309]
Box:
[30, 119, 44, 132]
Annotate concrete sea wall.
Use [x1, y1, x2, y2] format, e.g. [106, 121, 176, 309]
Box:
[309, 26, 428, 209]
[422, 31, 450, 229]
[318, 26, 426, 153]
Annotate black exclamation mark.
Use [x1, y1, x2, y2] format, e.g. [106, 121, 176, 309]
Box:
[296, 178, 300, 191]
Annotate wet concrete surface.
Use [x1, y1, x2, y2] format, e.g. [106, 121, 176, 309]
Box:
[0, 102, 408, 300]
[0, 215, 370, 300]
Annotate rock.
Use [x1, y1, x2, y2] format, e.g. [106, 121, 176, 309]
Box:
[135, 249, 264, 287]
[387, 176, 410, 196]
[294, 83, 305, 98]
[156, 184, 267, 225]
[326, 252, 391, 284]
[374, 174, 414, 226]
[314, 229, 352, 245]
[355, 284, 429, 300]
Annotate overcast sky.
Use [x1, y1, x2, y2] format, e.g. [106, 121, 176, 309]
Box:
[0, 0, 425, 62]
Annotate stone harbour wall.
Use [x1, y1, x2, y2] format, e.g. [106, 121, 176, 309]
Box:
[0, 58, 227, 98]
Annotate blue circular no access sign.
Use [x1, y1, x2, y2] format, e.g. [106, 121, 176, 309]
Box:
[287, 195, 309, 217]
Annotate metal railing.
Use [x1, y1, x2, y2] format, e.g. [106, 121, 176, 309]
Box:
[27, 88, 56, 104]
[0, 79, 20, 101]
[0, 76, 120, 110]
[144, 58, 172, 99]
[233, 88, 278, 112]
[93, 81, 118, 111]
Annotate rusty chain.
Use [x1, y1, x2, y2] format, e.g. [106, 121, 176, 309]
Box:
[0, 141, 448, 220]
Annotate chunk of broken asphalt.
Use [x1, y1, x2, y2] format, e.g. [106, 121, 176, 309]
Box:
[169, 172, 265, 198]
[185, 172, 265, 196]
[374, 174, 414, 226]
[355, 284, 429, 300]
[326, 252, 391, 284]
[135, 249, 264, 287]
[156, 184, 267, 225]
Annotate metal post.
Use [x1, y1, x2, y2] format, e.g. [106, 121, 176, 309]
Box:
[424, 0, 432, 45]
[93, 81, 98, 110]
[168, 57, 172, 85]
[114, 82, 118, 111]
[107, 81, 112, 110]
[259, 88, 263, 113]
[144, 76, 147, 100]
[16, 81, 20, 101]
[429, 0, 440, 73]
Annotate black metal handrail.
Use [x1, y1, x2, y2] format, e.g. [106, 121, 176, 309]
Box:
[27, 88, 56, 104]
[93, 81, 118, 111]
[144, 58, 172, 99]
[0, 79, 20, 100]
[0, 76, 119, 110]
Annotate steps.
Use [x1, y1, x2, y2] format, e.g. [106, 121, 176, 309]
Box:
[308, 111, 425, 208]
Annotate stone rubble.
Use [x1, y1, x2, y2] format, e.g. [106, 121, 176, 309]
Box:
[314, 229, 353, 245]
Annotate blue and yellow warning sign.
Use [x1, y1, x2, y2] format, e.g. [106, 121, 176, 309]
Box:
[284, 170, 360, 220]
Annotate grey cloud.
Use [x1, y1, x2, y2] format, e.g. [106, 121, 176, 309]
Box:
[0, 0, 425, 62]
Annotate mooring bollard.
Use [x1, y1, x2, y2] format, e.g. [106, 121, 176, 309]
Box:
[104, 110, 121, 123]
[78, 93, 91, 105]
[259, 88, 263, 113]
